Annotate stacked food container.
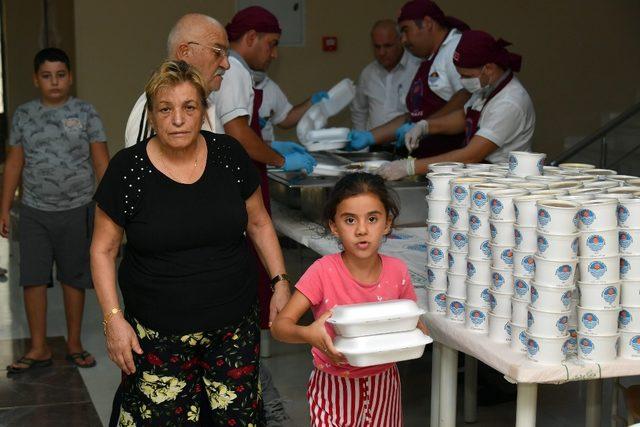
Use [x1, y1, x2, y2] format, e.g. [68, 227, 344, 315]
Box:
[618, 198, 640, 359]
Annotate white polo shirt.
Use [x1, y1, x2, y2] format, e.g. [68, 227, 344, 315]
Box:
[426, 28, 464, 102]
[124, 93, 217, 148]
[256, 76, 293, 141]
[210, 54, 254, 131]
[351, 50, 421, 130]
[464, 74, 535, 163]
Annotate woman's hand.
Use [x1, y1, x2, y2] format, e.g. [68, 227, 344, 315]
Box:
[105, 315, 143, 375]
[418, 318, 430, 336]
[269, 282, 291, 327]
[306, 311, 347, 365]
[0, 209, 10, 238]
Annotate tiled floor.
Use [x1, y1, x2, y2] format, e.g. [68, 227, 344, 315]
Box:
[0, 236, 638, 426]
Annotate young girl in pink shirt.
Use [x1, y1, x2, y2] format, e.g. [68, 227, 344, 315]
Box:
[272, 172, 428, 426]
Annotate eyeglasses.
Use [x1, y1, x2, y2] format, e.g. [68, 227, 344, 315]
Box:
[188, 41, 229, 59]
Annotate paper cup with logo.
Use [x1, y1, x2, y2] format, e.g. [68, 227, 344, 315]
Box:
[530, 282, 574, 312]
[527, 175, 564, 185]
[469, 183, 507, 213]
[488, 188, 529, 222]
[447, 296, 466, 323]
[621, 255, 640, 280]
[466, 257, 491, 284]
[618, 199, 640, 228]
[490, 220, 516, 246]
[468, 211, 490, 237]
[547, 180, 582, 192]
[564, 195, 594, 203]
[447, 204, 468, 229]
[577, 333, 618, 363]
[619, 306, 640, 331]
[536, 200, 580, 235]
[579, 228, 618, 258]
[621, 280, 640, 306]
[533, 256, 577, 286]
[583, 180, 620, 191]
[427, 221, 450, 245]
[449, 228, 469, 253]
[507, 151, 546, 177]
[575, 198, 617, 231]
[559, 162, 596, 171]
[465, 304, 489, 332]
[426, 266, 448, 290]
[491, 266, 514, 292]
[491, 244, 514, 270]
[426, 197, 450, 222]
[448, 251, 467, 275]
[578, 282, 620, 310]
[466, 280, 491, 308]
[447, 272, 466, 298]
[513, 250, 536, 278]
[536, 232, 579, 260]
[426, 287, 447, 314]
[426, 172, 458, 199]
[511, 298, 529, 325]
[468, 235, 492, 261]
[450, 177, 484, 208]
[618, 331, 640, 359]
[429, 162, 464, 173]
[577, 306, 619, 335]
[525, 333, 570, 364]
[514, 194, 551, 227]
[509, 182, 547, 192]
[582, 168, 618, 177]
[619, 228, 640, 254]
[427, 245, 449, 269]
[578, 255, 619, 283]
[513, 275, 533, 302]
[489, 289, 512, 317]
[531, 189, 570, 198]
[514, 226, 537, 252]
[488, 313, 511, 342]
[510, 323, 528, 352]
[527, 306, 571, 337]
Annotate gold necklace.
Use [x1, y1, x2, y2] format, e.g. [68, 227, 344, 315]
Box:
[159, 139, 201, 183]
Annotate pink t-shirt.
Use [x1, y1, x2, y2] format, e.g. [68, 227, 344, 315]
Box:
[296, 253, 417, 378]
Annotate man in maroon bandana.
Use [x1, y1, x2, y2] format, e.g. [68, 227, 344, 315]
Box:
[378, 30, 535, 180]
[347, 0, 471, 157]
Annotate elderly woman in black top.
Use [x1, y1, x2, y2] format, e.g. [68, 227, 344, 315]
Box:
[91, 60, 291, 426]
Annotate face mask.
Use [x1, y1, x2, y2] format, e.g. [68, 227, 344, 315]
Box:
[250, 70, 267, 84]
[460, 77, 482, 93]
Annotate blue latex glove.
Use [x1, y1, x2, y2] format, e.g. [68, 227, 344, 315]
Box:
[311, 91, 329, 105]
[283, 152, 317, 174]
[346, 130, 375, 151]
[271, 141, 308, 155]
[259, 117, 268, 130]
[394, 122, 415, 149]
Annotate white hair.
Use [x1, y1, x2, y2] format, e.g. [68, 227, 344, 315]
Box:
[166, 14, 222, 57]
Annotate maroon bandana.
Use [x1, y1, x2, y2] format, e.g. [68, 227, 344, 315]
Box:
[397, 0, 469, 31]
[453, 30, 522, 72]
[226, 6, 282, 41]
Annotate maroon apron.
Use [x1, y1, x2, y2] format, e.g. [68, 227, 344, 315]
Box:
[464, 72, 514, 146]
[248, 87, 273, 330]
[406, 36, 465, 158]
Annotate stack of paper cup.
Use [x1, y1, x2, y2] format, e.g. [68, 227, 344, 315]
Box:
[575, 198, 620, 363]
[618, 198, 640, 359]
[485, 188, 528, 342]
[525, 199, 579, 364]
[425, 172, 457, 315]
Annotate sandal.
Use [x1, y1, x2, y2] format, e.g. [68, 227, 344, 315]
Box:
[6, 356, 53, 374]
[66, 351, 96, 368]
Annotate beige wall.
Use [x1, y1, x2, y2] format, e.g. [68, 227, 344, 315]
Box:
[64, 1, 640, 158]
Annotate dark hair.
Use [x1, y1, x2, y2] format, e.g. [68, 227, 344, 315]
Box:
[34, 48, 70, 73]
[322, 172, 400, 230]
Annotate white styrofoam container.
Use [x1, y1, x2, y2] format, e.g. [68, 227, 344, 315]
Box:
[514, 226, 537, 252]
[426, 287, 447, 314]
[490, 220, 516, 246]
[319, 78, 356, 116]
[327, 300, 425, 337]
[447, 296, 466, 323]
[508, 151, 546, 177]
[334, 329, 433, 367]
[536, 232, 579, 260]
[513, 250, 536, 277]
[489, 189, 529, 221]
[578, 282, 620, 309]
[536, 200, 580, 235]
[512, 297, 529, 326]
[511, 323, 528, 353]
[426, 172, 458, 200]
[578, 255, 620, 283]
[618, 331, 640, 359]
[491, 266, 514, 293]
[619, 228, 640, 254]
[530, 282, 574, 312]
[449, 228, 469, 253]
[621, 254, 640, 280]
[514, 194, 552, 227]
[427, 221, 450, 245]
[576, 199, 618, 231]
[448, 252, 467, 275]
[533, 256, 577, 286]
[618, 306, 640, 331]
[447, 204, 469, 229]
[465, 304, 489, 332]
[488, 313, 511, 343]
[513, 275, 533, 302]
[491, 244, 514, 270]
[577, 332, 618, 363]
[618, 198, 640, 228]
[489, 289, 512, 317]
[468, 211, 490, 237]
[527, 306, 571, 337]
[426, 197, 450, 223]
[577, 306, 620, 336]
[621, 280, 640, 306]
[427, 244, 449, 269]
[579, 229, 619, 258]
[466, 280, 491, 308]
[466, 257, 491, 283]
[469, 183, 507, 213]
[427, 266, 448, 290]
[447, 272, 466, 298]
[450, 178, 484, 208]
[525, 332, 570, 364]
[468, 235, 492, 260]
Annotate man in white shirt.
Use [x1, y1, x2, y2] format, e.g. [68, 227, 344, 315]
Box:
[124, 14, 230, 147]
[351, 19, 421, 131]
[378, 30, 535, 180]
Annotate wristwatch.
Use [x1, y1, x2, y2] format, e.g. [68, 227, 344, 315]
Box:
[269, 273, 290, 291]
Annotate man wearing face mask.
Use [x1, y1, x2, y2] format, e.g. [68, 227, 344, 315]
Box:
[346, 0, 470, 156]
[377, 30, 535, 180]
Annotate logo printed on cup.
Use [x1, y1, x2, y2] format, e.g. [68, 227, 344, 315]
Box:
[618, 205, 630, 224]
[429, 225, 443, 241]
[561, 290, 572, 307]
[427, 268, 436, 284]
[515, 229, 523, 246]
[452, 233, 467, 249]
[491, 198, 504, 215]
[448, 207, 460, 224]
[581, 313, 599, 330]
[490, 223, 497, 239]
[588, 260, 607, 279]
[435, 293, 447, 308]
[522, 256, 536, 273]
[515, 279, 529, 296]
[602, 286, 618, 304]
[509, 155, 518, 172]
[467, 261, 476, 277]
[470, 215, 482, 231]
[473, 191, 488, 208]
[538, 209, 551, 227]
[556, 265, 573, 281]
[537, 158, 544, 174]
[571, 238, 579, 255]
[505, 322, 511, 336]
[448, 253, 454, 268]
[586, 234, 606, 252]
[630, 335, 640, 352]
[481, 288, 491, 303]
[619, 309, 632, 326]
[579, 209, 596, 226]
[430, 247, 444, 263]
[528, 311, 534, 328]
[537, 236, 549, 253]
[493, 272, 504, 288]
[489, 294, 497, 310]
[527, 338, 539, 356]
[469, 310, 486, 325]
[519, 331, 527, 346]
[621, 258, 631, 275]
[620, 231, 633, 250]
[450, 301, 465, 315]
[580, 337, 594, 355]
[531, 285, 538, 303]
[481, 240, 492, 257]
[501, 249, 514, 265]
[557, 316, 569, 332]
[453, 186, 467, 201]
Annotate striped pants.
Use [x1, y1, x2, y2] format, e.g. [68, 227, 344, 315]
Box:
[307, 365, 403, 426]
